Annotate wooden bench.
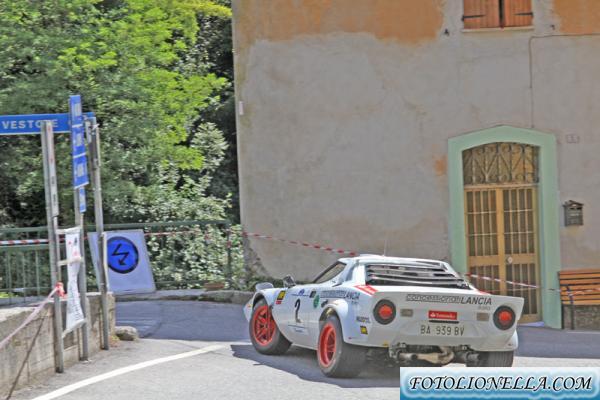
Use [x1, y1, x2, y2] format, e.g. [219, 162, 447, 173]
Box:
[558, 269, 600, 329]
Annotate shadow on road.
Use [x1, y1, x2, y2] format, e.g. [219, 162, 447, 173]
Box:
[231, 344, 399, 388]
[117, 301, 600, 364]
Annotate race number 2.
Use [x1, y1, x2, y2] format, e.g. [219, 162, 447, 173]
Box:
[294, 299, 302, 323]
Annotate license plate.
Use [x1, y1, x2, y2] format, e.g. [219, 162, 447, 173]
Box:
[420, 323, 465, 336]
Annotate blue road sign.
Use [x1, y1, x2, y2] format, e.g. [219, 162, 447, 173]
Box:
[0, 112, 95, 135]
[78, 187, 86, 214]
[72, 155, 89, 188]
[69, 95, 86, 157]
[0, 114, 70, 135]
[107, 237, 140, 274]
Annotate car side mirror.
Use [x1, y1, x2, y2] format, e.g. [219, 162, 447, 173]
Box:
[283, 275, 296, 288]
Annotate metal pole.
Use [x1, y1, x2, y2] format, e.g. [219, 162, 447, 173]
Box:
[226, 224, 233, 287]
[41, 121, 64, 373]
[87, 117, 110, 350]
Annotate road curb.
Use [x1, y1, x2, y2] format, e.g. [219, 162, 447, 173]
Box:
[198, 290, 253, 305]
[115, 289, 253, 304]
[115, 290, 205, 302]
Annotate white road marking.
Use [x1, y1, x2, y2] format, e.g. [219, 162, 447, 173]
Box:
[31, 344, 225, 400]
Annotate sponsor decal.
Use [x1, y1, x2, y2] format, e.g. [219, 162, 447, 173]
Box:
[356, 316, 371, 324]
[293, 288, 310, 297]
[321, 290, 347, 299]
[360, 326, 368, 335]
[320, 290, 361, 301]
[406, 294, 492, 306]
[309, 290, 316, 298]
[345, 291, 360, 301]
[313, 294, 320, 309]
[321, 300, 328, 308]
[355, 285, 377, 296]
[429, 310, 458, 321]
[288, 324, 308, 334]
[275, 290, 286, 305]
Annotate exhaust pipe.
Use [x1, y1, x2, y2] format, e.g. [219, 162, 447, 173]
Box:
[395, 347, 454, 365]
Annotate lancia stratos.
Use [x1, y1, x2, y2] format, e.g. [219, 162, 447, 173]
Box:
[244, 255, 524, 378]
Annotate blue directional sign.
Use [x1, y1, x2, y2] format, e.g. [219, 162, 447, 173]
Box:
[72, 155, 89, 188]
[69, 95, 86, 158]
[0, 114, 70, 135]
[107, 237, 140, 274]
[0, 112, 95, 135]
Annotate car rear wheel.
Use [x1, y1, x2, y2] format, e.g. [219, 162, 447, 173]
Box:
[317, 315, 366, 378]
[249, 299, 291, 355]
[468, 350, 514, 367]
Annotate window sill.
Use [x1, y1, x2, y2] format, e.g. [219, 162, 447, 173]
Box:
[462, 26, 534, 33]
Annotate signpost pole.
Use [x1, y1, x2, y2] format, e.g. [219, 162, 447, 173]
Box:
[41, 121, 64, 373]
[87, 117, 110, 350]
[69, 95, 90, 360]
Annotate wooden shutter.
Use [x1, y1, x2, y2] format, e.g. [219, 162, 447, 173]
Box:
[503, 0, 533, 27]
[463, 0, 500, 29]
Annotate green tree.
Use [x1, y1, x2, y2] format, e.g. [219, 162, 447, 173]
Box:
[0, 0, 234, 226]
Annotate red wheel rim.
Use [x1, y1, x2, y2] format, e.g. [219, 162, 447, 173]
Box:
[252, 305, 275, 345]
[318, 323, 336, 367]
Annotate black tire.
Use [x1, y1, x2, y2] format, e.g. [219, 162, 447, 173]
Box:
[317, 314, 366, 378]
[469, 351, 514, 367]
[249, 299, 291, 355]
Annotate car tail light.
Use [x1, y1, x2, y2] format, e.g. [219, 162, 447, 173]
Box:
[493, 306, 516, 330]
[374, 300, 396, 325]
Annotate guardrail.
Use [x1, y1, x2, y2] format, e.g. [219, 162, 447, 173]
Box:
[0, 220, 243, 305]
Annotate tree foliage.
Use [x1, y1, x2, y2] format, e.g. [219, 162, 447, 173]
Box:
[0, 0, 235, 227]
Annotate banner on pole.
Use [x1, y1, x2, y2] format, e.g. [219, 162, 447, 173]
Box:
[65, 231, 85, 333]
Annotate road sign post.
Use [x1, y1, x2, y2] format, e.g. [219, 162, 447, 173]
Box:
[86, 116, 110, 350]
[69, 95, 90, 360]
[40, 121, 64, 373]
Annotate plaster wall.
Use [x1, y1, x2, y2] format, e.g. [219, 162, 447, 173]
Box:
[233, 0, 600, 280]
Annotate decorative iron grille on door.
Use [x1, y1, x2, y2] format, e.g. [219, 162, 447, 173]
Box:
[463, 143, 541, 322]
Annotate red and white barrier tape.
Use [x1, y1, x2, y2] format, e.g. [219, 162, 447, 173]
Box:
[0, 228, 234, 248]
[239, 230, 596, 296]
[242, 231, 358, 257]
[0, 282, 65, 352]
[465, 272, 600, 296]
[0, 239, 49, 246]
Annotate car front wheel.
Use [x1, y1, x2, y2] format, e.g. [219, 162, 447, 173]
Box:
[317, 314, 366, 378]
[249, 299, 291, 355]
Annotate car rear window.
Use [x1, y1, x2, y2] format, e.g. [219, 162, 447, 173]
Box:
[365, 262, 470, 289]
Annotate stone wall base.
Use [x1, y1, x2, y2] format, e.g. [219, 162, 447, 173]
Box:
[562, 305, 600, 330]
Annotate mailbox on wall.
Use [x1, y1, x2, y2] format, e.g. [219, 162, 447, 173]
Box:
[564, 200, 584, 226]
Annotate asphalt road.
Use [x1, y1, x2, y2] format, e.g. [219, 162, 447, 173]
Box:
[12, 301, 600, 400]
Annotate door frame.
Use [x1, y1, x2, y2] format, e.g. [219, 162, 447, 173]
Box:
[448, 126, 561, 328]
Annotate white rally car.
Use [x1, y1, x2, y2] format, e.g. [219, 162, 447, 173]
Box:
[244, 255, 524, 378]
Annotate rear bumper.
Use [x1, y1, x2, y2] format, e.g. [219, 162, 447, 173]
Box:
[349, 319, 518, 352]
